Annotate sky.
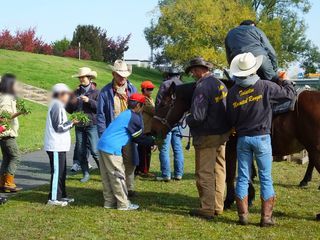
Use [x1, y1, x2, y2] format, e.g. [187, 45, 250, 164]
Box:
[0, 0, 319, 61]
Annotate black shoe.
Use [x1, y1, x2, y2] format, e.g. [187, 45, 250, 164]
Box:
[128, 190, 136, 198]
[0, 196, 7, 205]
[316, 213, 320, 221]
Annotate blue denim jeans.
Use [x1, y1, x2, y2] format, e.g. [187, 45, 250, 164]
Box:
[159, 127, 184, 178]
[236, 134, 275, 201]
[75, 125, 99, 174]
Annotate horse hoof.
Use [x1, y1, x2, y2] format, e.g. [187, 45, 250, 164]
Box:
[299, 181, 309, 188]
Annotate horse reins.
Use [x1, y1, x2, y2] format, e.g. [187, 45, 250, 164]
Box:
[153, 94, 192, 150]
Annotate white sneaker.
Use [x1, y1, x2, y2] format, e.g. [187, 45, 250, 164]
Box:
[47, 200, 68, 207]
[118, 203, 139, 211]
[70, 163, 81, 172]
[88, 163, 93, 170]
[156, 176, 171, 182]
[61, 198, 75, 203]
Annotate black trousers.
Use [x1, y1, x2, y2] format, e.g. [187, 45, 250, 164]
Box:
[47, 151, 67, 201]
[136, 144, 152, 174]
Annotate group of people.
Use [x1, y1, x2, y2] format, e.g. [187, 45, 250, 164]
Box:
[0, 19, 316, 224]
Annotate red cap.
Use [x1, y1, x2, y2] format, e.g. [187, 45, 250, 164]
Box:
[141, 80, 155, 89]
[129, 93, 146, 104]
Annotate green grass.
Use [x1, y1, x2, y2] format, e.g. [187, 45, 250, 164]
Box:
[17, 100, 47, 153]
[0, 149, 319, 239]
[0, 49, 163, 90]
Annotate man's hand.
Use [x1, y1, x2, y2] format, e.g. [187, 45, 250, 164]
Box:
[80, 96, 90, 103]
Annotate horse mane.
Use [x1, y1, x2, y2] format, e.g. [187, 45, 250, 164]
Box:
[175, 82, 196, 101]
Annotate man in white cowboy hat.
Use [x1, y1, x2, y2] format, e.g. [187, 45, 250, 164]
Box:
[66, 67, 100, 183]
[226, 52, 295, 227]
[97, 59, 138, 198]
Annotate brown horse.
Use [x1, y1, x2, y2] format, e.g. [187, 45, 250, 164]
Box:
[151, 81, 320, 208]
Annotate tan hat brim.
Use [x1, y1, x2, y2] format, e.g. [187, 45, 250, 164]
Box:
[230, 55, 264, 77]
[72, 73, 97, 79]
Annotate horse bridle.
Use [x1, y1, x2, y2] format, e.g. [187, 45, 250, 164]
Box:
[153, 93, 176, 130]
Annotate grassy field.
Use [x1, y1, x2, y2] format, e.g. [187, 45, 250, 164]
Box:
[0, 49, 163, 90]
[0, 148, 319, 239]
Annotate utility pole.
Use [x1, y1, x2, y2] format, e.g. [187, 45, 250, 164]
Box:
[78, 42, 81, 60]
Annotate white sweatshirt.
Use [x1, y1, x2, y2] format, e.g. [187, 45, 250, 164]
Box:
[44, 99, 73, 152]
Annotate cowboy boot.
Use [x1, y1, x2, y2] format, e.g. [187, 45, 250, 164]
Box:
[260, 196, 276, 227]
[236, 196, 249, 225]
[3, 173, 22, 193]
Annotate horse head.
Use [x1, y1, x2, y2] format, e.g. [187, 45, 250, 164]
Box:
[152, 82, 195, 139]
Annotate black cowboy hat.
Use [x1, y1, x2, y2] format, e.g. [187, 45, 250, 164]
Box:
[185, 57, 213, 74]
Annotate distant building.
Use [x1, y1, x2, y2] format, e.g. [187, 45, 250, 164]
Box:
[125, 59, 151, 68]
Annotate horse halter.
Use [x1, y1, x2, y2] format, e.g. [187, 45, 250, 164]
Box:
[153, 93, 176, 130]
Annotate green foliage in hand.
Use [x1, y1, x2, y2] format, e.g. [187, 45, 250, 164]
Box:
[17, 99, 32, 115]
[0, 111, 12, 129]
[70, 111, 90, 125]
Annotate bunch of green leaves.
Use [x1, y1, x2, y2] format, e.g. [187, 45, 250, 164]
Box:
[70, 111, 90, 125]
[17, 99, 31, 115]
[0, 111, 12, 129]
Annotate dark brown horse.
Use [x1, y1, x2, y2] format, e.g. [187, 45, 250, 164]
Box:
[151, 81, 320, 208]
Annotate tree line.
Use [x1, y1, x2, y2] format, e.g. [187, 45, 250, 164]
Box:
[0, 25, 131, 63]
[145, 0, 320, 74]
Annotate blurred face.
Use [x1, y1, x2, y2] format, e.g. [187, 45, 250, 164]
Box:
[112, 72, 127, 86]
[13, 81, 19, 94]
[78, 76, 90, 86]
[59, 92, 71, 104]
[142, 88, 154, 97]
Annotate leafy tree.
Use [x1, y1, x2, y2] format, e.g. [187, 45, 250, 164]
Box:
[101, 34, 131, 63]
[146, 0, 319, 68]
[145, 0, 255, 67]
[52, 37, 70, 56]
[71, 25, 104, 61]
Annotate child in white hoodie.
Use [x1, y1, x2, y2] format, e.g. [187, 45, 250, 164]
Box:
[44, 83, 78, 207]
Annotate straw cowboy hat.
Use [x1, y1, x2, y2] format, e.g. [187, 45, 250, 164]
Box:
[111, 60, 132, 78]
[72, 67, 97, 79]
[230, 52, 263, 77]
[185, 57, 213, 74]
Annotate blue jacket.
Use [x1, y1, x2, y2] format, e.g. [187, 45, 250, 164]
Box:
[98, 110, 154, 156]
[97, 80, 138, 165]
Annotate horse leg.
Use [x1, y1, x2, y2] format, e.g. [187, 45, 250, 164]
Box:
[248, 162, 257, 207]
[224, 136, 237, 209]
[299, 160, 314, 187]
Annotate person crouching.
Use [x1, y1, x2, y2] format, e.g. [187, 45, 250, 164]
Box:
[98, 93, 155, 210]
[44, 84, 79, 207]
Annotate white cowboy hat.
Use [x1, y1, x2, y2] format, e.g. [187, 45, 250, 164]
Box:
[72, 67, 97, 79]
[230, 52, 263, 77]
[111, 60, 132, 78]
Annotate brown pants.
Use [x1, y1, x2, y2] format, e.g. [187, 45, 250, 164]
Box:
[193, 133, 228, 215]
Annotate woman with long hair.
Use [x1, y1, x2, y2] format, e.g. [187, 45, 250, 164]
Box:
[0, 73, 23, 192]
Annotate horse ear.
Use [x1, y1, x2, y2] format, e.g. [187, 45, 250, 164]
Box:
[168, 82, 176, 95]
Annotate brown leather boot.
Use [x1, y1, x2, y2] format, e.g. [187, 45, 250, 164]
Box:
[3, 174, 22, 193]
[236, 196, 249, 225]
[260, 196, 276, 227]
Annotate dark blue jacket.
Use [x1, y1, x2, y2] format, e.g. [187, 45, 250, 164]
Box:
[97, 80, 139, 165]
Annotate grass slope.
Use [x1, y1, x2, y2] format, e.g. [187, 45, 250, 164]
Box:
[0, 49, 163, 90]
[0, 150, 319, 239]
